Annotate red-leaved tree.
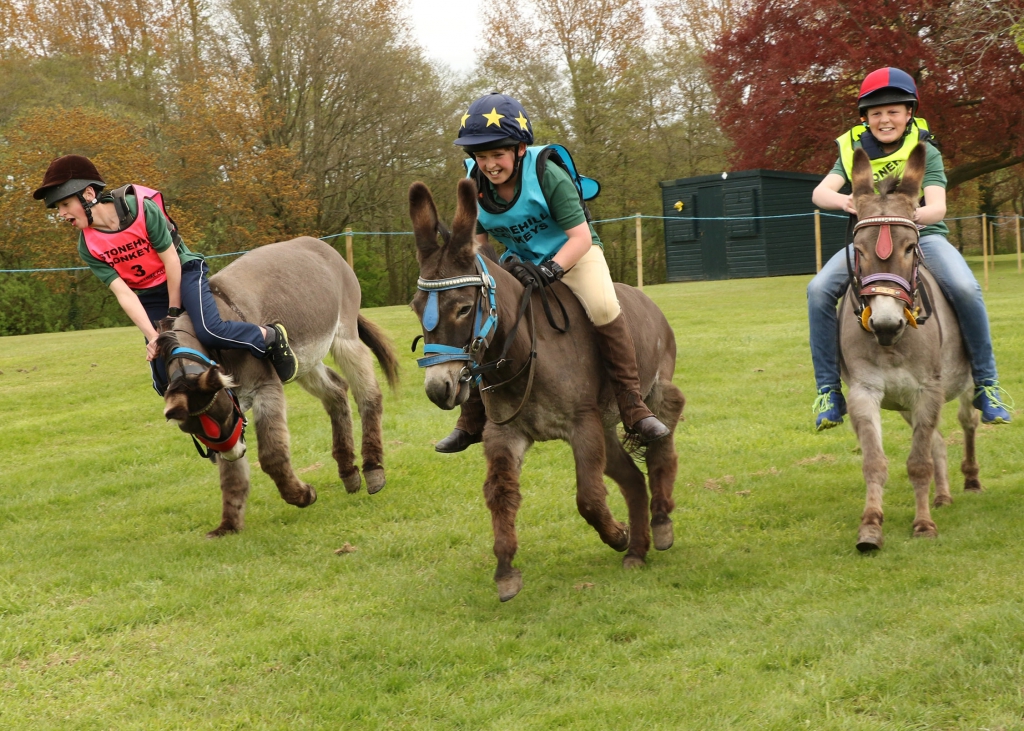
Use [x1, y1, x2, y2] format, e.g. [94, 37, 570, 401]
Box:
[705, 0, 1024, 189]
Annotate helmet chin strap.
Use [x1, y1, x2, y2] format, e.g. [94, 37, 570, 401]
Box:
[76, 190, 98, 227]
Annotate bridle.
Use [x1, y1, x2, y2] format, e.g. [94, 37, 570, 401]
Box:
[845, 214, 931, 332]
[166, 346, 248, 459]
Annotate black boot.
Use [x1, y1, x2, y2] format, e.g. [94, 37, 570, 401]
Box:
[435, 388, 486, 453]
[265, 323, 299, 384]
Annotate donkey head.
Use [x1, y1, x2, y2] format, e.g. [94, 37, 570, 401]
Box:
[851, 143, 926, 346]
[157, 331, 247, 461]
[408, 179, 488, 410]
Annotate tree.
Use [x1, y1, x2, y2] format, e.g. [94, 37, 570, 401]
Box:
[705, 0, 1024, 189]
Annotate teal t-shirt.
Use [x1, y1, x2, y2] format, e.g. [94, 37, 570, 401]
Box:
[475, 159, 603, 248]
[77, 195, 204, 287]
[829, 140, 949, 238]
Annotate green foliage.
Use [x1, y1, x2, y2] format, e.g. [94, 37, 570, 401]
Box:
[2, 265, 1023, 726]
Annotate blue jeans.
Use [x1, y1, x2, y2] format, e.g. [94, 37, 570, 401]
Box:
[137, 258, 268, 394]
[807, 233, 998, 391]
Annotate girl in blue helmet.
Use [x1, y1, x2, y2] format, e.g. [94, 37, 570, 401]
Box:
[807, 67, 1011, 430]
[433, 93, 670, 453]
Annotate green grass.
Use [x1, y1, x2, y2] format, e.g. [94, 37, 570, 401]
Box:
[2, 262, 1024, 729]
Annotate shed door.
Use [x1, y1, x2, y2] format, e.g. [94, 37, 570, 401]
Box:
[697, 185, 727, 280]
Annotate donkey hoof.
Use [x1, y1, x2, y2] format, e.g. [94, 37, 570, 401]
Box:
[206, 525, 239, 539]
[933, 494, 953, 508]
[652, 517, 674, 551]
[364, 468, 386, 495]
[608, 525, 630, 552]
[856, 525, 884, 552]
[342, 469, 362, 494]
[963, 479, 983, 493]
[913, 520, 938, 539]
[288, 484, 317, 508]
[622, 554, 646, 569]
[496, 570, 523, 602]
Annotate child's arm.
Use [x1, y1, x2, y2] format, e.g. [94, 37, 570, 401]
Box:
[552, 222, 592, 271]
[915, 186, 946, 226]
[157, 245, 182, 309]
[812, 173, 857, 214]
[109, 278, 161, 361]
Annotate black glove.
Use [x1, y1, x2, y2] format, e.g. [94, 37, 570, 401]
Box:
[537, 260, 565, 285]
[511, 260, 564, 289]
[510, 263, 539, 289]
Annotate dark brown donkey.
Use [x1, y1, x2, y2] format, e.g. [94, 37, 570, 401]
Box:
[840, 145, 980, 552]
[157, 237, 399, 537]
[410, 180, 685, 601]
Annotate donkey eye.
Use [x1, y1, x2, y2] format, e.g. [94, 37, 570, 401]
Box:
[457, 304, 473, 318]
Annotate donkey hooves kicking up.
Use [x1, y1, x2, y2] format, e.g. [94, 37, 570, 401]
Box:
[856, 525, 884, 552]
[497, 570, 523, 602]
[933, 494, 953, 508]
[285, 485, 317, 508]
[652, 516, 674, 551]
[342, 469, 362, 494]
[622, 554, 646, 569]
[912, 519, 938, 539]
[364, 468, 386, 495]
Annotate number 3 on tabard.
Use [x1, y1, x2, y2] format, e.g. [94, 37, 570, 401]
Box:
[132, 265, 145, 278]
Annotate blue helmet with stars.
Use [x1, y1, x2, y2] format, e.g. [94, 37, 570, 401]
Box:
[455, 93, 533, 152]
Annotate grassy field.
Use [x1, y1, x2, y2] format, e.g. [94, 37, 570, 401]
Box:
[2, 259, 1024, 729]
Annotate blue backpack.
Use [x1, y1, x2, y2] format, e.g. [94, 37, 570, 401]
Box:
[536, 144, 601, 220]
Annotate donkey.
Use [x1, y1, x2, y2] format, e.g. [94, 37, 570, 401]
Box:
[839, 144, 981, 552]
[157, 236, 399, 537]
[409, 180, 685, 601]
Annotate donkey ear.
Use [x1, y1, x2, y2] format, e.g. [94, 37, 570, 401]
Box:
[156, 331, 179, 360]
[449, 178, 481, 262]
[198, 365, 235, 392]
[851, 148, 875, 199]
[409, 182, 440, 262]
[896, 143, 926, 200]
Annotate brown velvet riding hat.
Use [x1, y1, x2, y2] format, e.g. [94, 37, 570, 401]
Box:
[33, 154, 106, 208]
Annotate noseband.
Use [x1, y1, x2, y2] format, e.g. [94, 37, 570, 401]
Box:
[166, 346, 247, 459]
[846, 215, 930, 332]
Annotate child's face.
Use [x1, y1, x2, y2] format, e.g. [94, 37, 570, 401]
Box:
[864, 105, 913, 146]
[473, 144, 525, 186]
[54, 186, 97, 229]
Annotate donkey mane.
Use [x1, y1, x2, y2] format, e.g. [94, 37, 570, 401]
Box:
[877, 175, 901, 197]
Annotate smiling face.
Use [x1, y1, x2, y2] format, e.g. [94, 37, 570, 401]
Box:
[472, 144, 526, 187]
[864, 104, 913, 149]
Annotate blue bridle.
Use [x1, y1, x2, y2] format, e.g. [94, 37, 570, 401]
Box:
[415, 254, 498, 381]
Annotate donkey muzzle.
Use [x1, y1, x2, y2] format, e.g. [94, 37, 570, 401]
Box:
[423, 364, 471, 410]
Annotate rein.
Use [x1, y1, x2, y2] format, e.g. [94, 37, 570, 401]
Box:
[845, 214, 931, 332]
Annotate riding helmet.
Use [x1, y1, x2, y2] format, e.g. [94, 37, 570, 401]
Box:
[858, 68, 919, 116]
[33, 154, 106, 208]
[455, 93, 534, 152]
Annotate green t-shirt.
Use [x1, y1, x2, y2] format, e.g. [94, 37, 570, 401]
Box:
[77, 195, 204, 287]
[829, 140, 949, 238]
[475, 158, 603, 248]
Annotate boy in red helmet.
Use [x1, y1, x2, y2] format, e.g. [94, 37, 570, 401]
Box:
[807, 68, 1011, 430]
[34, 155, 299, 394]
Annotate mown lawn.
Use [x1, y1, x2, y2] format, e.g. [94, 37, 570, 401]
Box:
[2, 259, 1023, 729]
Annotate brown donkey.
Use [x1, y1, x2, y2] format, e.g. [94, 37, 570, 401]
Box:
[840, 145, 980, 551]
[410, 180, 685, 601]
[157, 237, 399, 537]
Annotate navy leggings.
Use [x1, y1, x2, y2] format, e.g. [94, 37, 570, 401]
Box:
[138, 258, 268, 394]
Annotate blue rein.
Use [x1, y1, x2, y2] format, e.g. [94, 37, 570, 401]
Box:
[416, 254, 498, 380]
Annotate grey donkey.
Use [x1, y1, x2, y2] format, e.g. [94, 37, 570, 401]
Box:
[157, 237, 399, 537]
[839, 144, 981, 552]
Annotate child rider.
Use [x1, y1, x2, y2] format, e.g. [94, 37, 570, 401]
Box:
[33, 154, 299, 394]
[433, 92, 670, 453]
[807, 68, 1012, 430]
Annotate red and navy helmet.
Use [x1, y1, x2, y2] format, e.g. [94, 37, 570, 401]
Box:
[455, 93, 533, 152]
[858, 68, 918, 116]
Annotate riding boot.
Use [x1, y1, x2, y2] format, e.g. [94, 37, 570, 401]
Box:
[435, 388, 487, 453]
[593, 314, 670, 443]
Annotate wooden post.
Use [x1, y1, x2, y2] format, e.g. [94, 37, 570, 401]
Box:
[1016, 215, 1022, 273]
[981, 214, 988, 291]
[345, 227, 354, 270]
[814, 209, 822, 273]
[635, 213, 643, 291]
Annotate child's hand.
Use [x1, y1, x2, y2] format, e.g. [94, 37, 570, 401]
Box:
[843, 195, 858, 215]
[146, 339, 160, 362]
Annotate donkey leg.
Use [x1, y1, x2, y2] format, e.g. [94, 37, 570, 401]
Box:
[207, 454, 251, 537]
[298, 364, 361, 494]
[645, 381, 684, 550]
[958, 390, 983, 492]
[570, 410, 630, 555]
[253, 382, 317, 508]
[907, 396, 942, 539]
[482, 426, 530, 602]
[848, 387, 887, 551]
[603, 428, 651, 567]
[333, 336, 386, 494]
[901, 411, 952, 508]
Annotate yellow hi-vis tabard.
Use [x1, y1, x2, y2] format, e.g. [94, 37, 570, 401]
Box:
[837, 117, 931, 189]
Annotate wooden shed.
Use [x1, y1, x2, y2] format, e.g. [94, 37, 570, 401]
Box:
[658, 170, 847, 282]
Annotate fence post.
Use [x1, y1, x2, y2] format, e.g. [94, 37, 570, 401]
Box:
[1017, 215, 1022, 274]
[635, 213, 643, 291]
[814, 209, 822, 273]
[981, 214, 988, 291]
[345, 227, 354, 270]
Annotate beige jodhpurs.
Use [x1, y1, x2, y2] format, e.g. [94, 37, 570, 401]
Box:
[560, 245, 621, 327]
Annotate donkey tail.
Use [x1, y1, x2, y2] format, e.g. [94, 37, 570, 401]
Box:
[357, 314, 400, 389]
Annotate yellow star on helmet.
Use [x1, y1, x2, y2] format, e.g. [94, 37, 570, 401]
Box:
[460, 112, 470, 128]
[483, 107, 505, 127]
[514, 112, 529, 130]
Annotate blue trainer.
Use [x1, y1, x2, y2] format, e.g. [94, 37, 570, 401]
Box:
[973, 382, 1013, 424]
[813, 387, 847, 431]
